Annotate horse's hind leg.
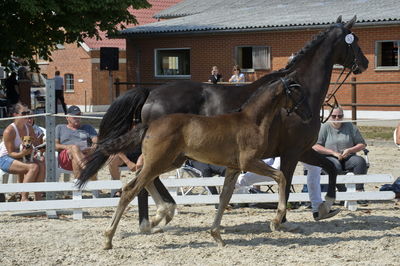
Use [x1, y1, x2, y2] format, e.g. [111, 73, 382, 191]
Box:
[243, 160, 287, 231]
[210, 168, 240, 247]
[145, 181, 176, 231]
[104, 167, 156, 250]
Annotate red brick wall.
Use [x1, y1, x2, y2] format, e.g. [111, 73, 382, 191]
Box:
[126, 25, 400, 111]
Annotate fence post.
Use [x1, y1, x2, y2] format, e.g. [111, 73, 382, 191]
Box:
[45, 79, 56, 199]
[351, 77, 357, 125]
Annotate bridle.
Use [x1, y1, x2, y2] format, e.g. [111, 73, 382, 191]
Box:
[280, 77, 306, 116]
[320, 31, 360, 123]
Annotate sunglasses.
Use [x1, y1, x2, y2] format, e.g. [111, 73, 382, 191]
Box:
[20, 111, 31, 116]
[331, 114, 343, 119]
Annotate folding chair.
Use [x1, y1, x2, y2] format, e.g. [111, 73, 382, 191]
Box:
[175, 162, 214, 196]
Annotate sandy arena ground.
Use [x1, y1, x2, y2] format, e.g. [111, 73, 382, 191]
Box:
[0, 141, 399, 265]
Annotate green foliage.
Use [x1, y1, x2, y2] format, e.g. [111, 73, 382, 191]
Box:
[0, 0, 150, 69]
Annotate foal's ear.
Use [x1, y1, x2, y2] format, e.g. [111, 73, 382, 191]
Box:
[336, 15, 342, 23]
[344, 15, 357, 29]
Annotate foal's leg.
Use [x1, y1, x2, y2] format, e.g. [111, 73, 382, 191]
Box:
[104, 167, 156, 250]
[243, 160, 287, 231]
[210, 168, 240, 247]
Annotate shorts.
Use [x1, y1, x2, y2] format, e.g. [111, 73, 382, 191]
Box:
[58, 149, 73, 171]
[0, 155, 15, 172]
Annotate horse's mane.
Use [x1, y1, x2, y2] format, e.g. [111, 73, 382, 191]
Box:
[233, 23, 342, 112]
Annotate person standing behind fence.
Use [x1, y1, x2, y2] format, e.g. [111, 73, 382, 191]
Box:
[0, 103, 45, 201]
[4, 72, 20, 106]
[228, 65, 245, 83]
[54, 70, 67, 114]
[208, 66, 223, 84]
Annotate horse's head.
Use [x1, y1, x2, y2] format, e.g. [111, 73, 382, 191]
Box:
[280, 75, 312, 122]
[332, 16, 369, 74]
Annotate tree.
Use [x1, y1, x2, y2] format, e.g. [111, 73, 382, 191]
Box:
[0, 0, 151, 69]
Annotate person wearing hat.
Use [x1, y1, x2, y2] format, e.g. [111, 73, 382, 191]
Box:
[55, 105, 98, 179]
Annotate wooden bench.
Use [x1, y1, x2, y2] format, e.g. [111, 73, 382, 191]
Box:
[0, 174, 395, 219]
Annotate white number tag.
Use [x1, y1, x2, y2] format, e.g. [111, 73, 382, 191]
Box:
[345, 34, 354, 44]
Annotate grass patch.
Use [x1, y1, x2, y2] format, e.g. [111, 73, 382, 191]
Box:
[358, 126, 394, 140]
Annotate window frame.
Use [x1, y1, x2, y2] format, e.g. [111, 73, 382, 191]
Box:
[154, 48, 191, 78]
[64, 73, 74, 92]
[375, 40, 400, 70]
[234, 45, 271, 73]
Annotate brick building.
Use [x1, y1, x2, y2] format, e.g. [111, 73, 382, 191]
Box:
[121, 0, 400, 119]
[37, 0, 182, 112]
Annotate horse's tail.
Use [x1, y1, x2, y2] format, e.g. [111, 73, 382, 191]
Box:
[98, 87, 150, 142]
[77, 124, 149, 188]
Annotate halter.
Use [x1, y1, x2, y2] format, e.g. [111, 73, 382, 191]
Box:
[321, 31, 360, 123]
[280, 77, 305, 116]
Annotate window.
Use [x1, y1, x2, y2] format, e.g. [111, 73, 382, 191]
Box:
[376, 41, 399, 68]
[155, 48, 190, 77]
[64, 74, 74, 91]
[235, 46, 271, 71]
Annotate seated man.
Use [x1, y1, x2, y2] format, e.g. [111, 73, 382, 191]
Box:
[55, 106, 98, 179]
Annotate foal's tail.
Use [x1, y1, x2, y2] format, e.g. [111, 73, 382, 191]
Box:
[77, 124, 149, 188]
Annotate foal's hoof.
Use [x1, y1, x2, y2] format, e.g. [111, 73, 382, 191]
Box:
[210, 229, 226, 247]
[103, 242, 113, 250]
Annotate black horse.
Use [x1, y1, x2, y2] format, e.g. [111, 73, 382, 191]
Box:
[79, 16, 368, 232]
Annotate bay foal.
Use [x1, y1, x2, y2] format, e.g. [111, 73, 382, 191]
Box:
[83, 75, 311, 249]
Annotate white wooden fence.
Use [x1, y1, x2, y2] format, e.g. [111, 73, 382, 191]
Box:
[0, 174, 395, 219]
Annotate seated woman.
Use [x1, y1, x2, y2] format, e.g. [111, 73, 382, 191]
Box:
[0, 103, 45, 201]
[228, 65, 245, 83]
[313, 106, 367, 192]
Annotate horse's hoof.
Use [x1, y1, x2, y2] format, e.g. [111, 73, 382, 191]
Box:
[139, 219, 152, 233]
[324, 196, 335, 210]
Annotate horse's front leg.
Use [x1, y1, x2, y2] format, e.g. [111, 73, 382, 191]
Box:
[279, 155, 299, 229]
[300, 149, 338, 214]
[210, 168, 240, 247]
